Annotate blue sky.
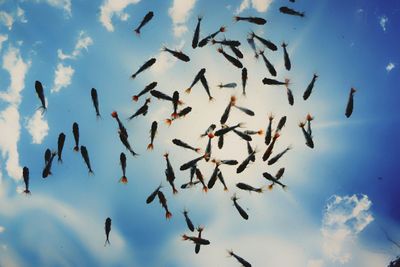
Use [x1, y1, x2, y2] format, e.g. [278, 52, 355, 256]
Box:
[0, 0, 399, 266]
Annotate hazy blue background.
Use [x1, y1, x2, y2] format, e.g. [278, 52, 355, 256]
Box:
[0, 0, 399, 266]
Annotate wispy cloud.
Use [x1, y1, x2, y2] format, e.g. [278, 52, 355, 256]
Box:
[386, 62, 395, 72]
[251, 0, 273, 12]
[0, 46, 30, 181]
[51, 63, 74, 93]
[0, 34, 7, 51]
[0, 185, 138, 266]
[235, 0, 250, 14]
[0, 7, 27, 30]
[25, 110, 49, 144]
[168, 0, 197, 37]
[0, 47, 31, 105]
[379, 15, 388, 32]
[30, 0, 72, 16]
[99, 0, 141, 32]
[322, 194, 374, 264]
[16, 7, 27, 23]
[235, 0, 273, 14]
[57, 31, 93, 60]
[0, 107, 22, 181]
[0, 11, 14, 30]
[52, 31, 92, 93]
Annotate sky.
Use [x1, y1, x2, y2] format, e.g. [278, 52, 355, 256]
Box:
[0, 0, 400, 266]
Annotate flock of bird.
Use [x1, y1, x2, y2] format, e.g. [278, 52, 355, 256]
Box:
[21, 2, 357, 266]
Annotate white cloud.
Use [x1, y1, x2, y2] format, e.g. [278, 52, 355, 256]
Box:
[386, 62, 395, 72]
[0, 46, 31, 105]
[322, 194, 374, 264]
[25, 110, 49, 144]
[0, 46, 30, 181]
[0, 11, 13, 30]
[168, 0, 196, 24]
[0, 34, 7, 51]
[235, 0, 250, 14]
[57, 31, 93, 60]
[0, 8, 27, 29]
[251, 0, 272, 12]
[235, 0, 272, 14]
[75, 32, 93, 51]
[168, 0, 197, 37]
[173, 25, 188, 38]
[99, 0, 141, 32]
[120, 12, 129, 21]
[0, 226, 4, 233]
[379, 15, 388, 31]
[31, 0, 72, 16]
[52, 31, 91, 94]
[17, 7, 28, 23]
[0, 106, 22, 181]
[51, 63, 74, 93]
